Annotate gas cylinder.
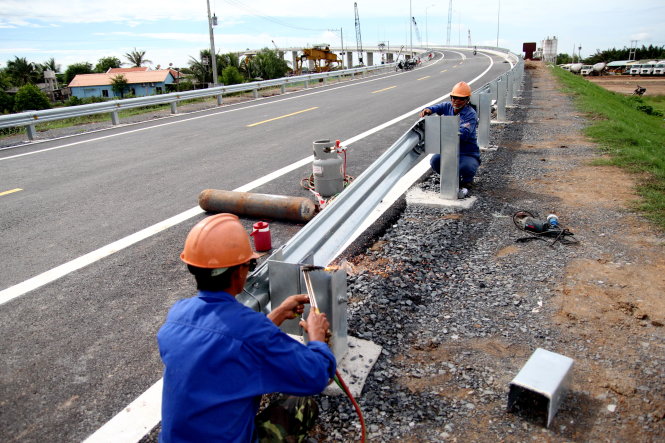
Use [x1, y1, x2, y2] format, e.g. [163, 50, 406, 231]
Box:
[312, 139, 344, 197]
[250, 221, 272, 252]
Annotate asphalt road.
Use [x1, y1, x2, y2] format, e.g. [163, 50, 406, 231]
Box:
[0, 49, 511, 442]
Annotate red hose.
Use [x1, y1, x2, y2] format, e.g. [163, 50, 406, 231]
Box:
[335, 370, 366, 443]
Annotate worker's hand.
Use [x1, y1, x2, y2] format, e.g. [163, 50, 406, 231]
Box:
[268, 294, 309, 326]
[419, 108, 433, 118]
[300, 310, 330, 343]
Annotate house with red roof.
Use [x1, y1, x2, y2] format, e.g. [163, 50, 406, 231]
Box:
[68, 68, 176, 99]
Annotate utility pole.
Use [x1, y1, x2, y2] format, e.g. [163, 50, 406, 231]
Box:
[629, 40, 637, 61]
[328, 28, 345, 68]
[446, 0, 452, 45]
[496, 0, 500, 47]
[206, 0, 218, 86]
[409, 0, 413, 57]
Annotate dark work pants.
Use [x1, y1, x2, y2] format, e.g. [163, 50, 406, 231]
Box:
[429, 154, 480, 184]
[255, 395, 318, 443]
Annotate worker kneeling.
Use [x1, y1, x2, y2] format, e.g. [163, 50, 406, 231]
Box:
[158, 213, 336, 442]
[420, 81, 481, 188]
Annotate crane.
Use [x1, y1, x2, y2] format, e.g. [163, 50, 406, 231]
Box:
[354, 2, 364, 66]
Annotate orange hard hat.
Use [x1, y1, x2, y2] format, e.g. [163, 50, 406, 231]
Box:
[450, 81, 472, 97]
[180, 213, 259, 269]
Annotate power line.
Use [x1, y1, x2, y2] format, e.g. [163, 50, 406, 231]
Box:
[222, 0, 328, 32]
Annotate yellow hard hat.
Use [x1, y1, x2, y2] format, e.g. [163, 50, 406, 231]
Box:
[451, 81, 472, 97]
[180, 213, 259, 269]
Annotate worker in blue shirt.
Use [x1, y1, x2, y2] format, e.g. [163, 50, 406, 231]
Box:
[420, 81, 481, 188]
[158, 213, 336, 442]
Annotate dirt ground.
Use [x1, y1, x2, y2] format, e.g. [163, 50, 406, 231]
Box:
[585, 75, 665, 96]
[348, 62, 665, 441]
[504, 63, 664, 438]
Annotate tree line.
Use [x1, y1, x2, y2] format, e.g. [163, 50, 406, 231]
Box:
[0, 47, 290, 115]
[556, 44, 665, 65]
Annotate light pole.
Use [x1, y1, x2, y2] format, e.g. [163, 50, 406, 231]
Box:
[425, 4, 435, 49]
[496, 0, 501, 48]
[206, 0, 218, 86]
[409, 0, 413, 58]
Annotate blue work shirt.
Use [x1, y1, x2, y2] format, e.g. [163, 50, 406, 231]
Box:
[157, 290, 337, 443]
[427, 101, 481, 161]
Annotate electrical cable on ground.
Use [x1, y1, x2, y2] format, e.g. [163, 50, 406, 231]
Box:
[512, 211, 579, 247]
[334, 370, 366, 443]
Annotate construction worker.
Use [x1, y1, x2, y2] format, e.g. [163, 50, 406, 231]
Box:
[157, 213, 336, 442]
[420, 81, 481, 188]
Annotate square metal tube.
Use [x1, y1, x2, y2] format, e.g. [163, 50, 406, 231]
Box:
[507, 348, 574, 427]
[268, 260, 348, 361]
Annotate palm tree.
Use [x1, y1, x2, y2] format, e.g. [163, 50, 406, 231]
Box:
[41, 58, 61, 74]
[124, 48, 152, 67]
[187, 50, 215, 85]
[6, 56, 40, 86]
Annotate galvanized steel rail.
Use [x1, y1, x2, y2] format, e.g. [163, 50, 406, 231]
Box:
[239, 48, 524, 313]
[0, 63, 396, 141]
[239, 120, 426, 312]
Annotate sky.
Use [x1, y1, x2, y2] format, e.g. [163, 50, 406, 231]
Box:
[1, 0, 664, 72]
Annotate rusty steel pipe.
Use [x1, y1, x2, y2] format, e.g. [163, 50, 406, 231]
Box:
[198, 189, 317, 223]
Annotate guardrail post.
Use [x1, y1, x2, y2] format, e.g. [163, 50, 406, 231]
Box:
[111, 111, 120, 125]
[515, 61, 524, 96]
[506, 71, 514, 106]
[496, 76, 507, 122]
[425, 115, 460, 199]
[268, 261, 348, 361]
[170, 102, 178, 114]
[26, 124, 36, 141]
[253, 87, 259, 99]
[474, 92, 491, 149]
[217, 94, 223, 105]
[305, 79, 309, 89]
[281, 84, 286, 94]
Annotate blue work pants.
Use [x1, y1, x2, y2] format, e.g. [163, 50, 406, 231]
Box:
[430, 154, 480, 184]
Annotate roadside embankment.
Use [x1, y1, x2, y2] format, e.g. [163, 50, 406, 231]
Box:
[312, 61, 664, 441]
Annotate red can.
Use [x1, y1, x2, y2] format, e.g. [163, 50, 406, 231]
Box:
[250, 221, 272, 252]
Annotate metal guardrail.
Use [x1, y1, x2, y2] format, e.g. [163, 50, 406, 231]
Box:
[239, 120, 426, 312]
[239, 48, 524, 313]
[0, 63, 397, 141]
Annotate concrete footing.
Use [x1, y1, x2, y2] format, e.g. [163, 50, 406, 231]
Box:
[324, 336, 382, 397]
[288, 335, 381, 398]
[406, 187, 478, 209]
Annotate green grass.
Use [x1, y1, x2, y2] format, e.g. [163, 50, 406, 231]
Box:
[550, 66, 665, 229]
[642, 95, 665, 116]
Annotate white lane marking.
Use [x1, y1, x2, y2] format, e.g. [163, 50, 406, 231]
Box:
[0, 157, 314, 306]
[83, 57, 498, 443]
[0, 54, 496, 438]
[0, 69, 417, 162]
[0, 55, 495, 306]
[83, 380, 163, 443]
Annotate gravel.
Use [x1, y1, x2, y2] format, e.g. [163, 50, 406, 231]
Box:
[88, 66, 662, 441]
[312, 68, 664, 441]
